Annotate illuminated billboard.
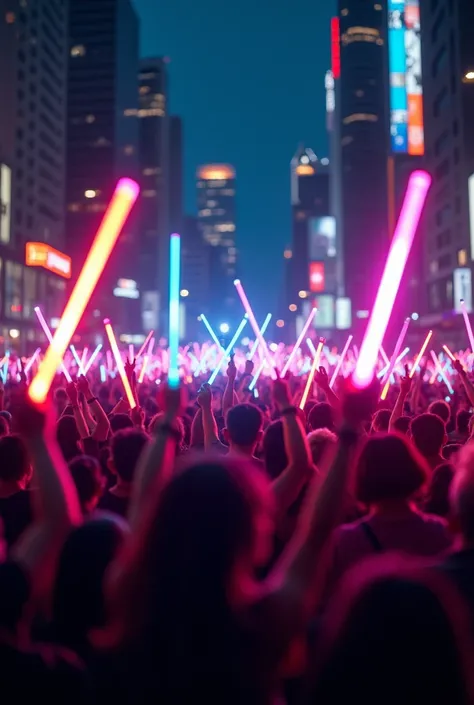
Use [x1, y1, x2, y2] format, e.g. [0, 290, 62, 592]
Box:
[25, 242, 71, 279]
[309, 262, 325, 293]
[388, 0, 424, 155]
[309, 217, 336, 260]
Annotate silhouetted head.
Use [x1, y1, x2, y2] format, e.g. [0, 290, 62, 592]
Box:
[224, 404, 263, 452]
[410, 413, 447, 459]
[308, 402, 335, 432]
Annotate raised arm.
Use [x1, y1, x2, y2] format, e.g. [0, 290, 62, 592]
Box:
[222, 356, 237, 417]
[128, 384, 183, 529]
[77, 375, 111, 441]
[314, 367, 342, 423]
[389, 366, 412, 431]
[454, 359, 474, 408]
[66, 381, 90, 439]
[197, 384, 221, 450]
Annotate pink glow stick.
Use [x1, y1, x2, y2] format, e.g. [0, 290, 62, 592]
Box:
[136, 331, 154, 359]
[382, 317, 410, 385]
[34, 307, 72, 382]
[329, 334, 353, 389]
[281, 307, 317, 377]
[460, 300, 474, 353]
[300, 338, 325, 410]
[353, 170, 431, 388]
[24, 348, 41, 375]
[234, 279, 277, 379]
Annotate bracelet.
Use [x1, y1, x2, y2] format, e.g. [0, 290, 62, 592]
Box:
[280, 406, 299, 417]
[155, 422, 181, 441]
[86, 396, 98, 405]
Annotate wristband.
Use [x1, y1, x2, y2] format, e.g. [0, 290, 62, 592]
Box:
[86, 396, 98, 405]
[155, 422, 181, 441]
[280, 406, 299, 417]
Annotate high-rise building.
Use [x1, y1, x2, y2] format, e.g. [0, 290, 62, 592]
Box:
[196, 164, 237, 315]
[0, 0, 70, 351]
[181, 215, 211, 339]
[137, 57, 168, 333]
[67, 0, 140, 336]
[169, 116, 183, 236]
[419, 0, 474, 337]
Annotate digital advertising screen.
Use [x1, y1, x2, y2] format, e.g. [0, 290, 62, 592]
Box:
[309, 262, 325, 293]
[388, 0, 424, 155]
[309, 217, 336, 261]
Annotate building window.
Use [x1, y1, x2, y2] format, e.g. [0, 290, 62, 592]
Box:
[458, 249, 467, 266]
[143, 167, 159, 176]
[70, 44, 86, 57]
[23, 268, 36, 320]
[143, 190, 157, 198]
[5, 261, 22, 319]
[5, 11, 15, 23]
[343, 113, 378, 124]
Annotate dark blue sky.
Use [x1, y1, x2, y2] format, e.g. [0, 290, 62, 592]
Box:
[132, 0, 335, 315]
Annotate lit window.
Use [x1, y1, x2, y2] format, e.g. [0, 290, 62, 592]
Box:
[298, 291, 308, 299]
[355, 89, 364, 97]
[374, 3, 382, 9]
[276, 320, 285, 328]
[123, 145, 135, 155]
[464, 71, 474, 82]
[85, 114, 95, 124]
[198, 209, 212, 217]
[341, 8, 349, 16]
[139, 86, 150, 95]
[84, 190, 96, 199]
[283, 249, 292, 259]
[143, 167, 159, 176]
[124, 109, 138, 117]
[458, 249, 468, 266]
[68, 203, 81, 212]
[138, 108, 164, 118]
[343, 113, 378, 124]
[5, 11, 15, 23]
[93, 137, 111, 147]
[70, 44, 86, 57]
[143, 189, 157, 198]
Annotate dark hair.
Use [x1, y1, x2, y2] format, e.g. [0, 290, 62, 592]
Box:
[457, 410, 471, 435]
[226, 404, 263, 447]
[0, 435, 30, 483]
[393, 415, 411, 435]
[111, 428, 149, 483]
[424, 463, 455, 518]
[0, 416, 9, 438]
[262, 420, 287, 479]
[371, 409, 391, 433]
[308, 402, 335, 432]
[149, 413, 185, 449]
[56, 415, 80, 462]
[68, 455, 104, 513]
[110, 413, 134, 433]
[428, 400, 450, 424]
[355, 433, 429, 504]
[313, 558, 474, 705]
[410, 413, 446, 457]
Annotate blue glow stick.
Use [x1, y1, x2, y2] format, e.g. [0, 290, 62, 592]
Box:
[200, 314, 225, 350]
[208, 316, 248, 385]
[249, 359, 266, 390]
[100, 364, 107, 382]
[168, 233, 181, 387]
[248, 313, 272, 360]
[306, 338, 317, 359]
[84, 344, 102, 374]
[70, 345, 85, 375]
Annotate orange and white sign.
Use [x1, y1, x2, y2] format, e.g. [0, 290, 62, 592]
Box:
[25, 242, 71, 279]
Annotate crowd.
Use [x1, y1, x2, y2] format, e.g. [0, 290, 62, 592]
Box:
[2, 353, 474, 704]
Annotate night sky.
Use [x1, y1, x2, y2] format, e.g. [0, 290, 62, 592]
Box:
[132, 0, 335, 317]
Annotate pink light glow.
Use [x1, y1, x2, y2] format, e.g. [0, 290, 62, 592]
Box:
[353, 170, 431, 388]
[409, 329, 433, 378]
[234, 279, 277, 379]
[281, 307, 317, 377]
[329, 334, 353, 389]
[460, 299, 474, 353]
[300, 338, 325, 410]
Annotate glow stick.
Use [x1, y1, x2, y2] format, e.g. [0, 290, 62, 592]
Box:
[281, 307, 317, 376]
[100, 364, 106, 383]
[29, 178, 139, 404]
[442, 344, 456, 362]
[329, 334, 353, 389]
[307, 338, 317, 358]
[380, 348, 411, 400]
[430, 351, 454, 394]
[70, 345, 85, 375]
[168, 233, 181, 387]
[147, 336, 155, 356]
[381, 317, 410, 385]
[248, 313, 272, 361]
[34, 306, 72, 382]
[84, 344, 102, 374]
[136, 330, 154, 359]
[104, 319, 136, 408]
[353, 170, 432, 388]
[460, 299, 474, 354]
[138, 355, 149, 384]
[379, 346, 390, 367]
[24, 348, 41, 375]
[208, 316, 248, 385]
[106, 350, 113, 372]
[234, 279, 277, 379]
[300, 338, 324, 410]
[200, 314, 225, 350]
[378, 346, 410, 379]
[249, 359, 266, 391]
[409, 330, 433, 378]
[128, 344, 134, 363]
[81, 347, 89, 370]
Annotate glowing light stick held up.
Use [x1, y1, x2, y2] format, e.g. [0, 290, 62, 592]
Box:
[29, 178, 139, 404]
[34, 306, 72, 383]
[329, 334, 354, 389]
[200, 315, 225, 351]
[234, 279, 277, 379]
[430, 350, 454, 395]
[442, 344, 457, 362]
[248, 313, 272, 361]
[460, 299, 474, 355]
[409, 329, 433, 378]
[281, 307, 317, 377]
[138, 355, 149, 384]
[70, 345, 86, 375]
[380, 348, 411, 400]
[84, 344, 103, 374]
[24, 348, 41, 376]
[81, 347, 89, 370]
[381, 317, 411, 385]
[136, 330, 154, 360]
[353, 170, 432, 388]
[168, 233, 181, 388]
[104, 319, 136, 409]
[300, 338, 325, 410]
[208, 316, 248, 385]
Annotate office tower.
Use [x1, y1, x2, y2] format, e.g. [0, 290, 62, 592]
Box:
[419, 0, 474, 337]
[196, 164, 237, 316]
[181, 215, 211, 340]
[0, 0, 70, 350]
[137, 57, 168, 333]
[67, 0, 139, 336]
[289, 146, 337, 336]
[169, 116, 183, 236]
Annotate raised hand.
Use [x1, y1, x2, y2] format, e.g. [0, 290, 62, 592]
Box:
[66, 381, 78, 406]
[273, 376, 291, 411]
[125, 358, 136, 382]
[227, 356, 237, 382]
[314, 366, 330, 391]
[159, 382, 185, 418]
[197, 383, 212, 410]
[400, 364, 413, 395]
[76, 375, 91, 397]
[244, 359, 254, 377]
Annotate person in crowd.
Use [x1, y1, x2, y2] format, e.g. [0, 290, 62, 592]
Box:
[99, 428, 149, 518]
[410, 413, 447, 471]
[307, 428, 337, 466]
[68, 456, 105, 516]
[392, 415, 411, 435]
[307, 402, 335, 433]
[0, 434, 33, 548]
[370, 409, 391, 433]
[429, 399, 451, 426]
[450, 409, 471, 444]
[423, 463, 455, 518]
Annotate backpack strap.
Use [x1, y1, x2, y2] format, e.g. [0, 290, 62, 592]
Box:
[360, 521, 383, 552]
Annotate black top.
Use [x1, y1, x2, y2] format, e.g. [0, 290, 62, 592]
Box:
[0, 490, 33, 548]
[98, 492, 130, 519]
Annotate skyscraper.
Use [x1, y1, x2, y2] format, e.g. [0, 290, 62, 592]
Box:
[419, 0, 474, 338]
[181, 215, 211, 339]
[67, 0, 139, 336]
[197, 164, 237, 315]
[0, 0, 70, 349]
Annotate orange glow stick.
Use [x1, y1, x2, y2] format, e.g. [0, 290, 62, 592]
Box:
[442, 344, 456, 362]
[136, 330, 154, 359]
[29, 178, 139, 404]
[300, 338, 325, 410]
[104, 319, 136, 409]
[138, 355, 149, 384]
[409, 330, 433, 378]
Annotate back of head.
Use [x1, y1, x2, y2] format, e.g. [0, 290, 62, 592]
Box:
[424, 463, 455, 518]
[308, 402, 335, 432]
[457, 410, 471, 435]
[355, 433, 429, 504]
[68, 455, 104, 513]
[225, 403, 262, 448]
[315, 559, 474, 705]
[429, 400, 450, 424]
[110, 413, 134, 433]
[56, 415, 80, 462]
[0, 434, 30, 484]
[149, 413, 184, 449]
[451, 444, 474, 544]
[262, 420, 287, 479]
[371, 409, 391, 433]
[111, 428, 149, 482]
[410, 413, 446, 458]
[308, 428, 337, 466]
[393, 415, 410, 435]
